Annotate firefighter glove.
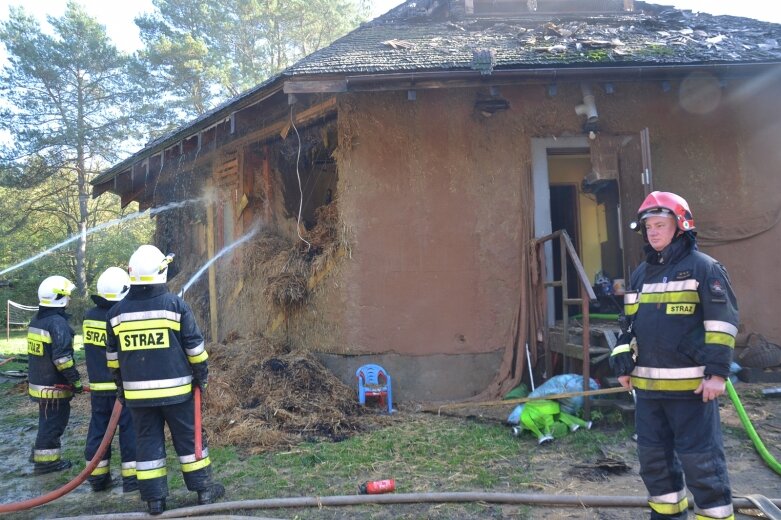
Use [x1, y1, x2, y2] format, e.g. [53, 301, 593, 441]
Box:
[609, 333, 636, 377]
[72, 380, 84, 394]
[112, 371, 125, 405]
[191, 364, 208, 393]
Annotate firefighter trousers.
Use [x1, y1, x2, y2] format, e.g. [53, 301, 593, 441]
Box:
[636, 397, 733, 520]
[33, 399, 70, 464]
[85, 394, 136, 484]
[129, 397, 213, 502]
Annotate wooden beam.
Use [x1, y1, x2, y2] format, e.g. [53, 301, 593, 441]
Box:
[98, 97, 335, 205]
[284, 79, 348, 94]
[206, 185, 219, 342]
[191, 97, 337, 170]
[425, 386, 629, 413]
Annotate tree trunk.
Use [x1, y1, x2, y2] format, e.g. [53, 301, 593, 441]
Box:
[75, 79, 88, 297]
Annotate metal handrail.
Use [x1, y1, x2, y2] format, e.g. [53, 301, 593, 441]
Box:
[536, 229, 597, 419]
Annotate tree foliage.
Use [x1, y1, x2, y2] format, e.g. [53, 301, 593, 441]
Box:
[136, 0, 370, 120]
[0, 178, 154, 325]
[0, 2, 152, 295]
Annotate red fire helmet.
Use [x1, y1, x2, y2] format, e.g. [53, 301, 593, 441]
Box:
[637, 191, 696, 232]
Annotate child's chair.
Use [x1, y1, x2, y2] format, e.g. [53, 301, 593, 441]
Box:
[356, 363, 393, 414]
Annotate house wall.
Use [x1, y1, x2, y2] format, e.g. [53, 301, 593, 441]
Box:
[287, 74, 781, 400]
[187, 72, 780, 401]
[334, 88, 532, 361]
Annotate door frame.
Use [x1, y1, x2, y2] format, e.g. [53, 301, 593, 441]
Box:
[531, 136, 590, 326]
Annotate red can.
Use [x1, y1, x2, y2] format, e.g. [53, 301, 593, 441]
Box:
[359, 479, 396, 494]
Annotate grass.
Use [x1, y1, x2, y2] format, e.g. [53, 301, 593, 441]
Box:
[0, 337, 636, 519]
[1, 329, 84, 370]
[0, 376, 633, 519]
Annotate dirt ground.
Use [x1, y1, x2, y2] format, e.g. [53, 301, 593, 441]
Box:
[0, 355, 779, 519]
[457, 383, 781, 519]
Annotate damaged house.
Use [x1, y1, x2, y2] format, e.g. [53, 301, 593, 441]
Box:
[92, 0, 781, 403]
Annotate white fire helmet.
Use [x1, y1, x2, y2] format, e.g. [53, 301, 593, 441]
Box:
[128, 245, 174, 285]
[96, 267, 130, 301]
[38, 275, 75, 308]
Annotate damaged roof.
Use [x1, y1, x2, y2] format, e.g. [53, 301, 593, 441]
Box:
[93, 0, 781, 187]
[287, 0, 781, 75]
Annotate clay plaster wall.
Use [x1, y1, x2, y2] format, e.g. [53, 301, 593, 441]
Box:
[318, 73, 781, 366]
[178, 71, 781, 400]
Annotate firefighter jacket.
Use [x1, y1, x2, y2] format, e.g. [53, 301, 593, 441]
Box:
[623, 234, 739, 399]
[105, 284, 208, 408]
[83, 298, 118, 396]
[27, 307, 81, 401]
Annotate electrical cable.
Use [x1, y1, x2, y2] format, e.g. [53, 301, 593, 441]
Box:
[289, 105, 311, 250]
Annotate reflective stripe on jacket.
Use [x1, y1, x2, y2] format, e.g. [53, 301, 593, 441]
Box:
[626, 236, 739, 398]
[27, 307, 80, 401]
[83, 306, 117, 396]
[105, 285, 207, 407]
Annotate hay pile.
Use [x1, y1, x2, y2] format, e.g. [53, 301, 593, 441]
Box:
[257, 200, 345, 312]
[203, 334, 375, 454]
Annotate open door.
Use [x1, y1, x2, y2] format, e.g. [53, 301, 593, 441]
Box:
[589, 129, 653, 281]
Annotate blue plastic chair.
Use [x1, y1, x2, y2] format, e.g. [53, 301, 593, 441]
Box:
[356, 364, 393, 414]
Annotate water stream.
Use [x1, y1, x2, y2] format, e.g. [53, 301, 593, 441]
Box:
[178, 225, 260, 298]
[0, 196, 210, 277]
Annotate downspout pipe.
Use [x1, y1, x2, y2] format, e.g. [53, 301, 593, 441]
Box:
[575, 82, 598, 122]
[55, 492, 781, 520]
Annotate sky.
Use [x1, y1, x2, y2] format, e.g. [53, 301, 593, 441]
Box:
[0, 1, 779, 53]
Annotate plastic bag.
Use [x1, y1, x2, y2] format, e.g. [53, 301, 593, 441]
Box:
[507, 374, 599, 424]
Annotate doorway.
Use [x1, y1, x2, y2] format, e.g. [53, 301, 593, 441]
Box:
[547, 151, 624, 319]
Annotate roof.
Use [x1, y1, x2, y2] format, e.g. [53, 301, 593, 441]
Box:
[286, 0, 781, 75]
[94, 0, 781, 187]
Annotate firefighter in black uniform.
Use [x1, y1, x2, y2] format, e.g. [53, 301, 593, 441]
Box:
[610, 191, 738, 520]
[105, 245, 223, 515]
[27, 275, 83, 474]
[83, 266, 137, 492]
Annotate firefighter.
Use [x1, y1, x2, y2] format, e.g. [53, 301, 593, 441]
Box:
[610, 191, 738, 520]
[105, 245, 223, 515]
[27, 275, 83, 474]
[83, 267, 137, 492]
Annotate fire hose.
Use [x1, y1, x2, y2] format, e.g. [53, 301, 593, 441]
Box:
[5, 383, 781, 517]
[53, 492, 781, 520]
[0, 393, 122, 514]
[726, 379, 781, 476]
[0, 385, 206, 514]
[194, 385, 203, 459]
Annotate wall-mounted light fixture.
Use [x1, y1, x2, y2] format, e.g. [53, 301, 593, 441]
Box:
[474, 87, 510, 117]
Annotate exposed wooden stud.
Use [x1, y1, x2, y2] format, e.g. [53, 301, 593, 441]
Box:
[206, 183, 219, 342]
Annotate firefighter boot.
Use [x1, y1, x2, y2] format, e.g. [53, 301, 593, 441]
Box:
[34, 459, 73, 475]
[122, 475, 139, 493]
[88, 473, 114, 492]
[147, 498, 166, 515]
[197, 482, 225, 505]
